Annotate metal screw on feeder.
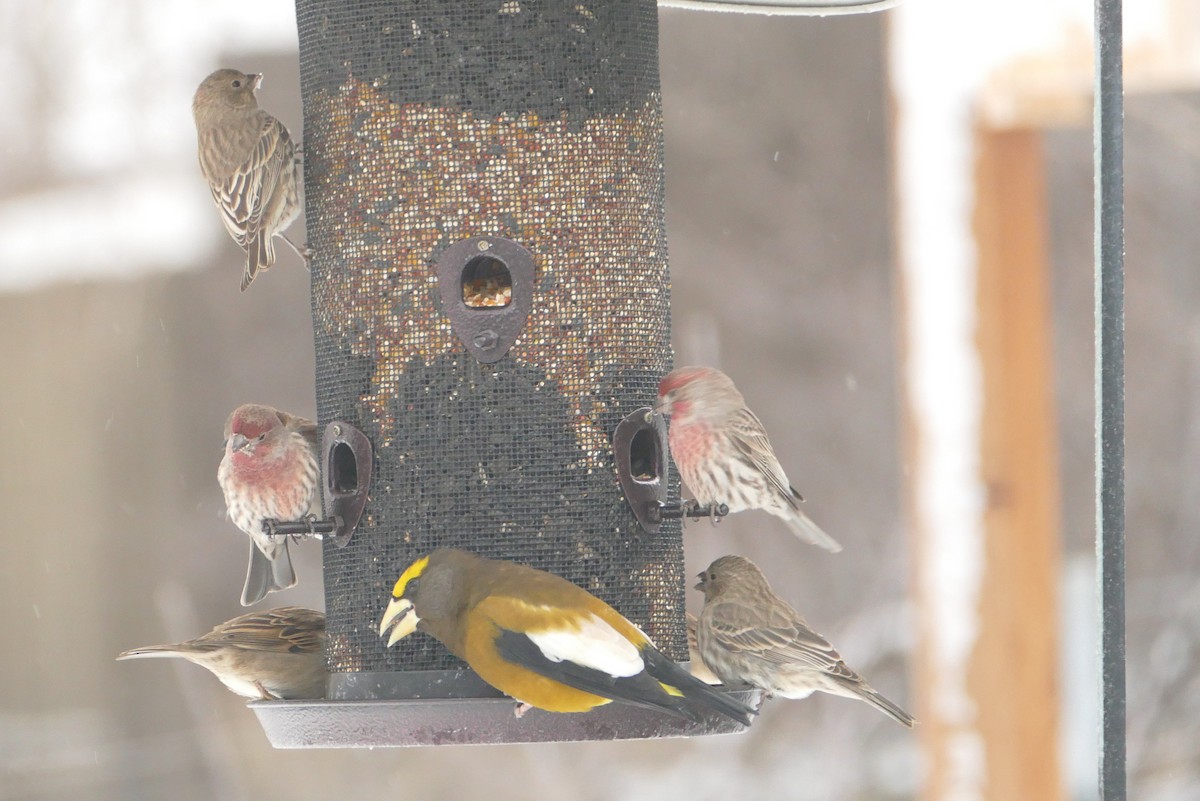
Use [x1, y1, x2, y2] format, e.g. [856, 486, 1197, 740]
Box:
[472, 330, 499, 352]
[651, 501, 731, 524]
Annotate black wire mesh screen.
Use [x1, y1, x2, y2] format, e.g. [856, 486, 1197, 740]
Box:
[295, 0, 683, 683]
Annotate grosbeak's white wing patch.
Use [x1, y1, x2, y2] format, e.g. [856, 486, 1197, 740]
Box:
[526, 613, 645, 678]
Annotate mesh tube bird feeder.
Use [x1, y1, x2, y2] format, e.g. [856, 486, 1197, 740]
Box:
[250, 0, 757, 747]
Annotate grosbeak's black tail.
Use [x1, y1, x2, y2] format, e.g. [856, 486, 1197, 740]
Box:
[643, 647, 757, 726]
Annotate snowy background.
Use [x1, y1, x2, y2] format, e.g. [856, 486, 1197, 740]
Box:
[0, 0, 1191, 799]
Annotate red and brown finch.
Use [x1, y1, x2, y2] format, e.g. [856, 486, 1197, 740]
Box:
[695, 555, 914, 727]
[193, 68, 305, 292]
[218, 404, 321, 606]
[117, 607, 327, 700]
[655, 366, 841, 552]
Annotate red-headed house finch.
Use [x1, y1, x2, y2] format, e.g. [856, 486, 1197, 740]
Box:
[117, 607, 327, 700]
[696, 555, 913, 727]
[655, 366, 841, 552]
[218, 404, 321, 606]
[193, 68, 305, 292]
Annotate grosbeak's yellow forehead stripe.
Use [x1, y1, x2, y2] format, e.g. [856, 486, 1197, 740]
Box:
[525, 613, 645, 679]
[391, 556, 430, 598]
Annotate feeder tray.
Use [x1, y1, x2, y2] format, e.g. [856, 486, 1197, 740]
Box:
[251, 670, 761, 748]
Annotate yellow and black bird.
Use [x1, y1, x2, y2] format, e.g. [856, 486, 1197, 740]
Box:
[378, 548, 756, 725]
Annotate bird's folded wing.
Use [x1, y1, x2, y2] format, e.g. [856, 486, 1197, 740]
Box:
[709, 601, 850, 676]
[206, 608, 324, 654]
[479, 596, 645, 678]
[727, 408, 797, 505]
[480, 597, 696, 715]
[213, 116, 290, 247]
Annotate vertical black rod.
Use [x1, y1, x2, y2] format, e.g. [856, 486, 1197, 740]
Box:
[1094, 0, 1125, 798]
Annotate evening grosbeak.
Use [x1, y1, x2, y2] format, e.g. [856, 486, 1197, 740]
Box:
[378, 548, 756, 725]
[655, 366, 841, 552]
[695, 555, 913, 727]
[117, 607, 326, 700]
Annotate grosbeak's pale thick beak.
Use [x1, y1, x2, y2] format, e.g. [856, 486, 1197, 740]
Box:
[229, 433, 250, 452]
[250, 73, 263, 90]
[378, 597, 420, 647]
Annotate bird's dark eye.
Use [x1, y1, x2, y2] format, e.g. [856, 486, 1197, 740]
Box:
[256, 433, 266, 441]
[232, 80, 242, 88]
[406, 578, 420, 596]
[709, 572, 717, 581]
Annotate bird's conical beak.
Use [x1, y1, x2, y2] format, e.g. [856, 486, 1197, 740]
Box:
[229, 433, 250, 452]
[378, 597, 419, 647]
[250, 73, 263, 90]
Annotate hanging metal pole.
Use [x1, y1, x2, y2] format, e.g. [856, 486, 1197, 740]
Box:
[1093, 0, 1125, 798]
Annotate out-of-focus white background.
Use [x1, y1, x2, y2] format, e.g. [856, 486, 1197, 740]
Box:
[0, 1, 1195, 799]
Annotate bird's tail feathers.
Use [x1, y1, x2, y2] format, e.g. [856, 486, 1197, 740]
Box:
[241, 539, 296, 606]
[643, 648, 757, 726]
[784, 509, 843, 553]
[854, 681, 916, 729]
[116, 645, 186, 661]
[243, 233, 275, 291]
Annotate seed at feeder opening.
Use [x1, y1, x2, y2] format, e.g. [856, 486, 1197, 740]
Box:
[463, 277, 513, 307]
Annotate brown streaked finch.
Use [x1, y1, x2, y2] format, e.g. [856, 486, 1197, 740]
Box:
[193, 68, 305, 292]
[218, 404, 321, 606]
[696, 555, 914, 727]
[655, 366, 841, 553]
[117, 607, 327, 700]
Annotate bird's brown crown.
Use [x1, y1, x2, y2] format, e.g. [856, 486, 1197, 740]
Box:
[697, 554, 773, 600]
[193, 68, 260, 117]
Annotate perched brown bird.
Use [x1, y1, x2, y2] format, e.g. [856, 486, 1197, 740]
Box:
[379, 548, 756, 725]
[193, 68, 305, 291]
[655, 366, 841, 552]
[217, 403, 321, 606]
[695, 555, 913, 727]
[117, 607, 327, 700]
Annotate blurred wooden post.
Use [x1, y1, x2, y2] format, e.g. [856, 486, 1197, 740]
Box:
[899, 122, 1065, 801]
[968, 126, 1065, 801]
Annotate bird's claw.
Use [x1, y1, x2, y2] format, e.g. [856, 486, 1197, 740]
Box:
[280, 233, 311, 266]
[297, 514, 319, 543]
